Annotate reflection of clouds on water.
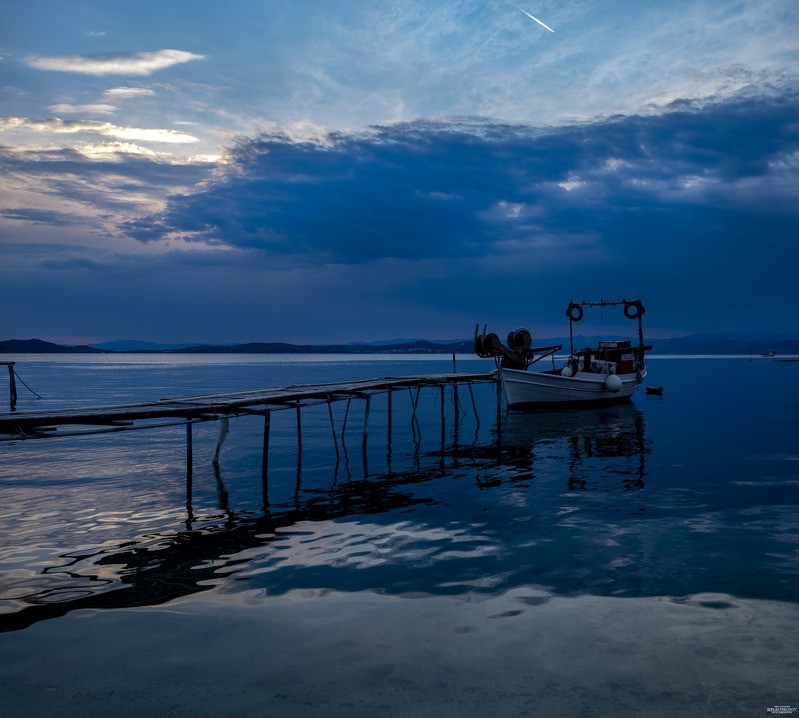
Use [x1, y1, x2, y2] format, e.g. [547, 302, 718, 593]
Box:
[0, 407, 655, 630]
[2, 395, 797, 634]
[258, 520, 501, 574]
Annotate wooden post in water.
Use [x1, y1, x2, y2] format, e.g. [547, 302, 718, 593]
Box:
[468, 383, 480, 428]
[342, 398, 352, 436]
[386, 390, 393, 476]
[186, 421, 193, 478]
[185, 419, 194, 527]
[453, 354, 460, 425]
[261, 411, 271, 508]
[362, 395, 371, 468]
[185, 434, 195, 531]
[212, 417, 229, 467]
[296, 404, 303, 488]
[296, 404, 302, 447]
[440, 384, 445, 445]
[327, 396, 340, 464]
[409, 386, 421, 431]
[2, 362, 16, 412]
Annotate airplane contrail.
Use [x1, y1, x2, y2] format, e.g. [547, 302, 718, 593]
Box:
[511, 2, 555, 33]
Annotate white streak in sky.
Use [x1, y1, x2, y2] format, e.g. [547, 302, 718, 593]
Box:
[511, 3, 555, 33]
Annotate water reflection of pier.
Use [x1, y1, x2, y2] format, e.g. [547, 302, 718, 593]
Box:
[1, 404, 651, 633]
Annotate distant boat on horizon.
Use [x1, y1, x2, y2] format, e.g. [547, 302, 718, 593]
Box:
[761, 350, 776, 358]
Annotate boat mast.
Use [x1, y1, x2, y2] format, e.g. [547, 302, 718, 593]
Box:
[637, 306, 645, 369]
[569, 307, 574, 357]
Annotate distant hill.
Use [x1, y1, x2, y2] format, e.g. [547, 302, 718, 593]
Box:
[2, 333, 798, 356]
[0, 337, 471, 355]
[167, 340, 473, 354]
[89, 340, 206, 352]
[0, 339, 106, 354]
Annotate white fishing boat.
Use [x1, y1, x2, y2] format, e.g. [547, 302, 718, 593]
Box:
[474, 299, 651, 408]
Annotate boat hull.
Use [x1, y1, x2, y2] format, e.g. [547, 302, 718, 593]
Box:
[500, 367, 646, 408]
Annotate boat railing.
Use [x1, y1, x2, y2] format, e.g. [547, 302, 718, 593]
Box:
[524, 345, 562, 369]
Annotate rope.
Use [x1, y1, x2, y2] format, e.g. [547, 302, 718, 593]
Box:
[13, 368, 42, 399]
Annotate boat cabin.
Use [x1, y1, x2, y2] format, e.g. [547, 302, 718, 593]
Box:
[572, 341, 650, 375]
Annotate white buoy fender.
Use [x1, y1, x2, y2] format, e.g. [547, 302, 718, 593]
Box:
[605, 374, 622, 392]
[561, 365, 573, 377]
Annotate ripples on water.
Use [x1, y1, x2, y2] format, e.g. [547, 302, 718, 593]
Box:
[1, 355, 798, 716]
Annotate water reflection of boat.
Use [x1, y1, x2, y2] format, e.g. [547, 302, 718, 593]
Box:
[474, 299, 651, 407]
[450, 404, 649, 492]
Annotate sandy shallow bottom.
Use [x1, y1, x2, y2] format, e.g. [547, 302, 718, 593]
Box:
[1, 588, 797, 717]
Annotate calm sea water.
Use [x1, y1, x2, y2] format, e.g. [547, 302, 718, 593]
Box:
[0, 354, 797, 717]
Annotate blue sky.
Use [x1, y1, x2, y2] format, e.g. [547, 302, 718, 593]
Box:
[1, 0, 797, 344]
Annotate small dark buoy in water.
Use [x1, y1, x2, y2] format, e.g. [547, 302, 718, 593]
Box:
[646, 386, 663, 396]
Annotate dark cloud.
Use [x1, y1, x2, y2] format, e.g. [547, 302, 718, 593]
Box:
[4, 89, 798, 341]
[124, 91, 799, 280]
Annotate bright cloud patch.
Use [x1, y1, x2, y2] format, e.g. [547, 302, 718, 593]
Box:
[49, 103, 117, 115]
[0, 117, 198, 143]
[26, 49, 203, 76]
[48, 88, 157, 117]
[102, 87, 157, 101]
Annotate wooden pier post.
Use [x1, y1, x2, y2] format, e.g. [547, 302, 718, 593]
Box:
[386, 391, 393, 476]
[342, 398, 352, 436]
[409, 386, 421, 430]
[468, 383, 480, 428]
[327, 396, 340, 464]
[451, 355, 460, 424]
[2, 362, 16, 412]
[261, 411, 271, 507]
[296, 404, 303, 490]
[440, 385, 445, 445]
[452, 391, 461, 465]
[296, 404, 302, 447]
[212, 417, 229, 467]
[186, 421, 193, 479]
[362, 395, 371, 456]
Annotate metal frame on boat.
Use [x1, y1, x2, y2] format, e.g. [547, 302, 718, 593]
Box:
[474, 299, 651, 408]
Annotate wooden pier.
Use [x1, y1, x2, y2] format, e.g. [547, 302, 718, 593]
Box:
[0, 371, 499, 505]
[0, 372, 495, 436]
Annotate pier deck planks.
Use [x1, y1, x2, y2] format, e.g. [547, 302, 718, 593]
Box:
[0, 372, 496, 437]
